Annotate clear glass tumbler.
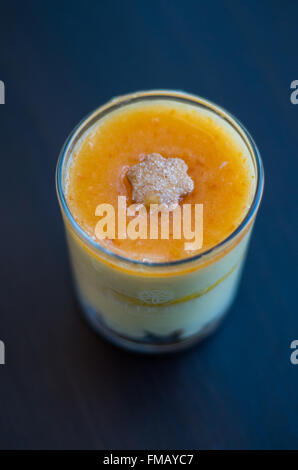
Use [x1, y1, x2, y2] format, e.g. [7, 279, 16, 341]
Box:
[56, 90, 264, 353]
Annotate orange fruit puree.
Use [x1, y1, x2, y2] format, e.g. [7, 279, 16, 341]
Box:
[66, 102, 253, 262]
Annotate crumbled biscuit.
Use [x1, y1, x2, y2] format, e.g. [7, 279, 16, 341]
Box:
[127, 153, 194, 207]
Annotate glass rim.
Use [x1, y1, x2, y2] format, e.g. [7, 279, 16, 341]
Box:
[56, 89, 264, 269]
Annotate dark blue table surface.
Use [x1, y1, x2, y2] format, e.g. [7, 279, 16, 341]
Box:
[0, 0, 297, 450]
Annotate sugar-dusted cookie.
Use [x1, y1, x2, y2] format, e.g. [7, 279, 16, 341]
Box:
[127, 153, 194, 207]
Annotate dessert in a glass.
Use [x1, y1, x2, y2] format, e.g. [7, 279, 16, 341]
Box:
[56, 90, 264, 353]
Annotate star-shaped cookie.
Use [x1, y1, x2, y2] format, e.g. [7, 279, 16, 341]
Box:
[127, 153, 194, 207]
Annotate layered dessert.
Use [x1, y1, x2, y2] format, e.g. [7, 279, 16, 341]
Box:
[57, 91, 263, 352]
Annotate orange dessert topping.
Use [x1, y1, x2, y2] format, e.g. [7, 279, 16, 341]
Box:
[66, 102, 253, 262]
